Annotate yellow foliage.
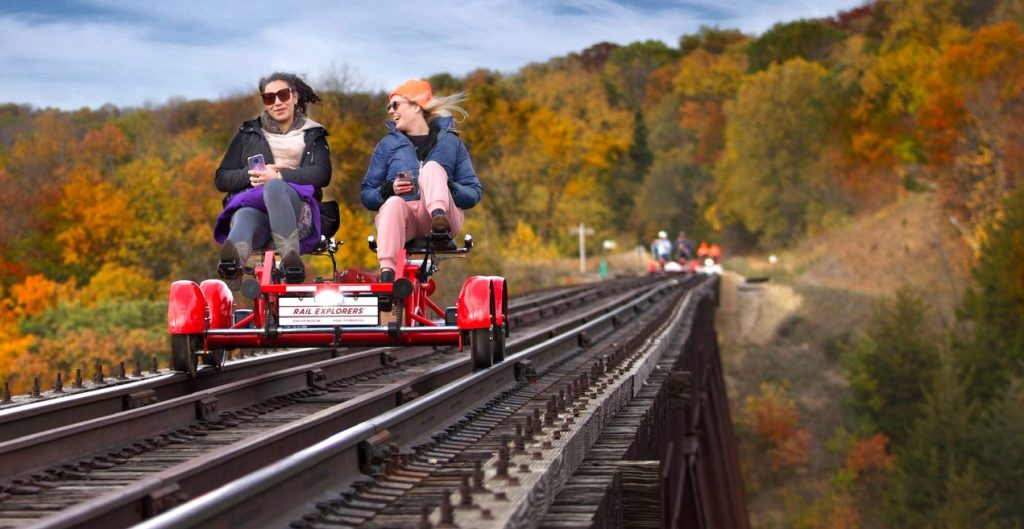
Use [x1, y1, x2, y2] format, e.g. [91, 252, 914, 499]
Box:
[502, 222, 559, 262]
[673, 48, 747, 100]
[78, 263, 163, 305]
[703, 203, 722, 232]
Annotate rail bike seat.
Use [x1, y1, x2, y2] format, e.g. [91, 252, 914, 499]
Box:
[405, 230, 452, 252]
[366, 233, 473, 258]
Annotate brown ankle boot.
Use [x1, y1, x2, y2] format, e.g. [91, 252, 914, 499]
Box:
[430, 209, 450, 233]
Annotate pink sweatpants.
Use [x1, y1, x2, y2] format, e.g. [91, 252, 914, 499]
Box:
[375, 161, 465, 271]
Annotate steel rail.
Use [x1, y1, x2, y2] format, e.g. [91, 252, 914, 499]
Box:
[131, 277, 696, 529]
[0, 346, 342, 443]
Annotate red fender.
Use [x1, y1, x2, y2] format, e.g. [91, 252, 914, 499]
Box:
[457, 276, 494, 330]
[200, 279, 234, 330]
[168, 280, 205, 334]
[490, 277, 507, 327]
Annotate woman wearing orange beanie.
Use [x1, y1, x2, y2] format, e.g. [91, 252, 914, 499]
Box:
[360, 79, 483, 282]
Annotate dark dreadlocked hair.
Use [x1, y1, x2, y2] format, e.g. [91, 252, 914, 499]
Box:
[258, 72, 322, 115]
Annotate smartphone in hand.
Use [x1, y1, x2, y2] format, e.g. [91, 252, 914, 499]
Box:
[396, 170, 417, 194]
[247, 154, 266, 172]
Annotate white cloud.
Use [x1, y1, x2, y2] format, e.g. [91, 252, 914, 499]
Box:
[0, 0, 868, 109]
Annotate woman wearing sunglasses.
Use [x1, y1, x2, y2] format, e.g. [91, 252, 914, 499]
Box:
[360, 79, 482, 282]
[213, 72, 331, 285]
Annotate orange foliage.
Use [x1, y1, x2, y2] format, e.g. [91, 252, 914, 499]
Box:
[920, 23, 1024, 164]
[644, 63, 679, 104]
[79, 122, 132, 168]
[919, 22, 1024, 240]
[4, 328, 165, 394]
[845, 432, 894, 476]
[10, 274, 60, 317]
[178, 154, 221, 226]
[746, 383, 812, 469]
[0, 283, 37, 383]
[56, 167, 132, 266]
[772, 429, 812, 469]
[694, 102, 726, 167]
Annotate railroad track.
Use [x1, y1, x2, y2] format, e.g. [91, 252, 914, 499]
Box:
[133, 274, 716, 529]
[0, 277, 649, 441]
[0, 275, 682, 529]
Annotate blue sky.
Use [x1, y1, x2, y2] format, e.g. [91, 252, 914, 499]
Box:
[1, 0, 868, 110]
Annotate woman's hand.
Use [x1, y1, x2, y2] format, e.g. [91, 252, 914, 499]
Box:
[248, 165, 284, 187]
[393, 177, 415, 195]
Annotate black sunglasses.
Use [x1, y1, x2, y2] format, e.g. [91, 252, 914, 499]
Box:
[387, 100, 412, 112]
[261, 88, 293, 105]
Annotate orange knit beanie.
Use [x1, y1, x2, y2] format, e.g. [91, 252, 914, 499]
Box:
[389, 79, 433, 107]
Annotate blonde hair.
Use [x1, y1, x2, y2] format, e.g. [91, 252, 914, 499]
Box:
[422, 91, 468, 124]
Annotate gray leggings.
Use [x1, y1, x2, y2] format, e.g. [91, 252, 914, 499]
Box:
[226, 179, 303, 250]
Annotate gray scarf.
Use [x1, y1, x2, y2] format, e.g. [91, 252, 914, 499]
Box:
[261, 109, 307, 134]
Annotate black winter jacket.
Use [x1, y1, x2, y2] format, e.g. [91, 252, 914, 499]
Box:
[215, 118, 331, 205]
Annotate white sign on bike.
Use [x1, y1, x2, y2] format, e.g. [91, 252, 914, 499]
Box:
[279, 295, 379, 326]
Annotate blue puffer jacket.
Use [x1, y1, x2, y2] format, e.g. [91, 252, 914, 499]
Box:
[360, 116, 483, 212]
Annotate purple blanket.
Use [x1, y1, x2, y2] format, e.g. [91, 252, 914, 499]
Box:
[213, 183, 322, 254]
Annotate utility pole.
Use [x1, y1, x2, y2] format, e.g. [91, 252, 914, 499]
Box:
[578, 221, 585, 273]
[569, 222, 595, 274]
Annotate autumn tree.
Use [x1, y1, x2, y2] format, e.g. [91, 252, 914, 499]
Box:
[714, 58, 845, 248]
[597, 41, 681, 227]
[843, 0, 968, 194]
[633, 37, 747, 242]
[482, 61, 632, 246]
[745, 382, 812, 472]
[1, 111, 76, 279]
[918, 22, 1024, 247]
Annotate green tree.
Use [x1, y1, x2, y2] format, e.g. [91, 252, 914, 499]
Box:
[885, 356, 996, 528]
[746, 19, 848, 72]
[679, 26, 747, 56]
[974, 380, 1024, 523]
[843, 288, 942, 444]
[603, 40, 680, 108]
[958, 186, 1024, 401]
